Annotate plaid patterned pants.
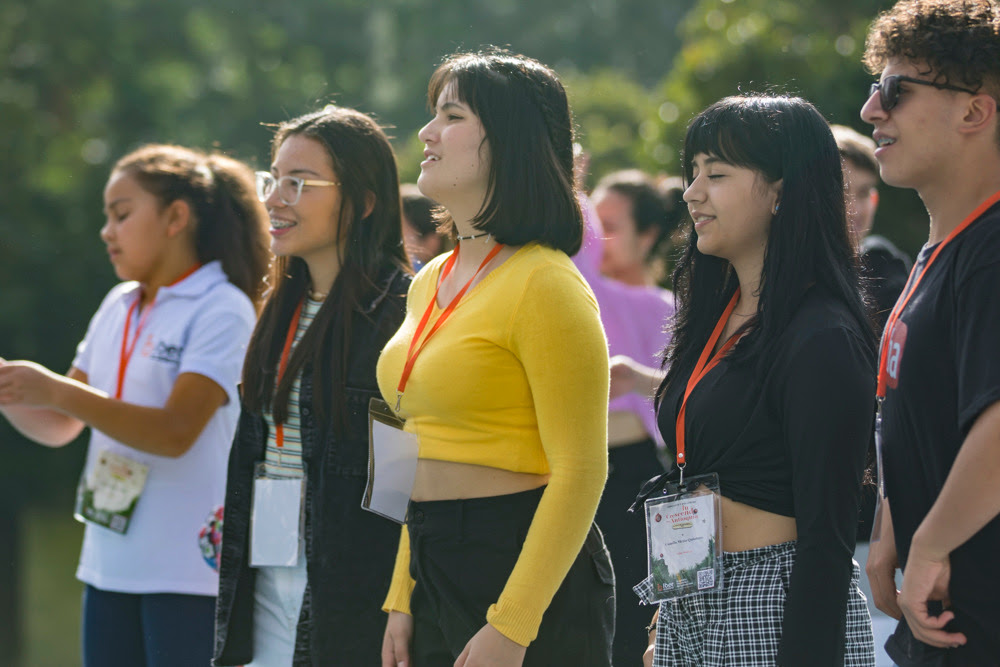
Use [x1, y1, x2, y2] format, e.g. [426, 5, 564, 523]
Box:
[636, 541, 875, 666]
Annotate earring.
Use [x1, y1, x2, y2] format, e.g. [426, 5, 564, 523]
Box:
[773, 202, 781, 215]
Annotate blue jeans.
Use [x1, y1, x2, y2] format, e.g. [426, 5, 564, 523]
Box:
[82, 585, 215, 667]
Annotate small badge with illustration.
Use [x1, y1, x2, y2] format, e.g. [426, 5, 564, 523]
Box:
[74, 449, 149, 534]
[635, 472, 723, 603]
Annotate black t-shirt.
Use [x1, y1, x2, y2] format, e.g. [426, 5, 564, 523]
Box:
[881, 200, 1000, 661]
[656, 287, 875, 665]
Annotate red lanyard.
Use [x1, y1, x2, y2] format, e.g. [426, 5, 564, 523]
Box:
[274, 299, 305, 448]
[675, 289, 743, 481]
[876, 189, 1000, 399]
[395, 242, 504, 411]
[115, 264, 200, 399]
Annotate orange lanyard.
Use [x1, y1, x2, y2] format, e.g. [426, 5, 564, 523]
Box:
[115, 264, 200, 399]
[395, 242, 504, 411]
[876, 189, 1000, 399]
[274, 299, 305, 448]
[675, 289, 743, 483]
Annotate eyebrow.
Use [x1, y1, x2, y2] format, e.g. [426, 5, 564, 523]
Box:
[270, 167, 324, 177]
[104, 198, 131, 213]
[437, 100, 468, 113]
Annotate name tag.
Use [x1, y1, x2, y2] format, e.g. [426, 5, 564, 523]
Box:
[74, 449, 149, 534]
[250, 463, 305, 567]
[363, 398, 418, 523]
[637, 472, 724, 602]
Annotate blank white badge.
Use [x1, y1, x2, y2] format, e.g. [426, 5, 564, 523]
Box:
[250, 476, 303, 567]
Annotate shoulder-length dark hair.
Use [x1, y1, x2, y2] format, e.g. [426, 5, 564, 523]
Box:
[659, 95, 872, 400]
[242, 105, 410, 431]
[428, 49, 583, 255]
[113, 144, 270, 305]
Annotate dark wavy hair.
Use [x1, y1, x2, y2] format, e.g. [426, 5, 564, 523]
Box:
[112, 144, 270, 305]
[242, 105, 410, 431]
[658, 96, 873, 402]
[426, 48, 583, 255]
[863, 0, 1000, 110]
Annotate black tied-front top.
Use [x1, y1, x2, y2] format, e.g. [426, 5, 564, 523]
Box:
[655, 286, 876, 665]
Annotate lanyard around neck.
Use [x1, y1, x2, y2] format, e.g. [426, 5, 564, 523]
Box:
[273, 298, 306, 448]
[876, 189, 1000, 399]
[674, 289, 743, 483]
[395, 242, 505, 411]
[115, 264, 200, 399]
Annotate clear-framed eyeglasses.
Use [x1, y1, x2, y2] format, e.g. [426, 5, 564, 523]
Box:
[255, 171, 339, 206]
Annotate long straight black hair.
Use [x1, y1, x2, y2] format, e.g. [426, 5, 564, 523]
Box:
[659, 95, 873, 402]
[242, 106, 409, 431]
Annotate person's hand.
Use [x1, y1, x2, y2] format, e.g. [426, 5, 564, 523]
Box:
[898, 543, 967, 649]
[0, 360, 64, 408]
[866, 498, 903, 619]
[454, 623, 526, 667]
[381, 611, 414, 667]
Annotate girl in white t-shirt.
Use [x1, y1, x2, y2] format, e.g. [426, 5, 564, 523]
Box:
[0, 144, 269, 667]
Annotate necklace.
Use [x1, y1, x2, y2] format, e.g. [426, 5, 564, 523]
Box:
[455, 230, 491, 241]
[308, 289, 328, 301]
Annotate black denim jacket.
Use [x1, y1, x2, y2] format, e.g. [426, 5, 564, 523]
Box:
[213, 267, 409, 667]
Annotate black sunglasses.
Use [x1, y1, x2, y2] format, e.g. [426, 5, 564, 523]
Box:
[869, 75, 978, 111]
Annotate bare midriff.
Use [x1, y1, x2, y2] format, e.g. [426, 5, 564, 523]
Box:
[608, 410, 649, 448]
[410, 458, 550, 502]
[720, 494, 797, 551]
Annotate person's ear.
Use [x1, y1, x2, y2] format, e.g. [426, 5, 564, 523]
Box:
[958, 93, 998, 137]
[362, 191, 376, 220]
[163, 199, 192, 238]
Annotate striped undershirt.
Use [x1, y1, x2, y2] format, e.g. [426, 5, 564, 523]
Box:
[262, 297, 323, 478]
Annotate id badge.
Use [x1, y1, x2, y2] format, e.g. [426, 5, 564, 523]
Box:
[249, 462, 305, 567]
[638, 472, 724, 602]
[363, 398, 418, 523]
[74, 449, 149, 534]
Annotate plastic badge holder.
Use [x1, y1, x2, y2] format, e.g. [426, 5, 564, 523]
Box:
[642, 472, 724, 602]
[249, 463, 305, 567]
[74, 449, 149, 534]
[363, 398, 418, 524]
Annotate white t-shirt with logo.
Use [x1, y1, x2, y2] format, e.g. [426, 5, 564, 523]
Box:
[72, 261, 256, 596]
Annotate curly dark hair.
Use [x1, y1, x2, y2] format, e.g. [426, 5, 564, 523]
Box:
[863, 0, 1000, 97]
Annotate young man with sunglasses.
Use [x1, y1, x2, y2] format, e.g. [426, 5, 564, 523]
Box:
[860, 1, 1000, 665]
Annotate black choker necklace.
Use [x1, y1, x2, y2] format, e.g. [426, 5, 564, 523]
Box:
[456, 231, 491, 241]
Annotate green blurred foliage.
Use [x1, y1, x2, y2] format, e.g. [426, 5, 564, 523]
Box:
[1, 0, 929, 504]
[646, 0, 927, 253]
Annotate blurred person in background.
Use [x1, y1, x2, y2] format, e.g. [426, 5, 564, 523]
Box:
[831, 124, 911, 332]
[592, 169, 682, 288]
[0, 144, 269, 667]
[401, 182, 452, 272]
[574, 163, 681, 667]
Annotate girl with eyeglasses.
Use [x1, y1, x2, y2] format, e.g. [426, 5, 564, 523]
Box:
[629, 96, 878, 666]
[0, 145, 270, 667]
[212, 105, 411, 666]
[377, 50, 614, 667]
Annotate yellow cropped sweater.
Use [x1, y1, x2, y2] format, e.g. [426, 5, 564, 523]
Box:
[375, 243, 609, 646]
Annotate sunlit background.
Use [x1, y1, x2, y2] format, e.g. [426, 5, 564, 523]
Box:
[1, 1, 913, 664]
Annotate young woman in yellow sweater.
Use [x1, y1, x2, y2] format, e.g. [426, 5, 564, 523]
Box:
[377, 49, 614, 667]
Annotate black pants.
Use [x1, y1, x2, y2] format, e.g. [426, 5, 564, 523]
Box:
[595, 438, 665, 667]
[407, 486, 615, 666]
